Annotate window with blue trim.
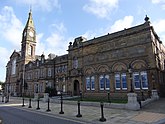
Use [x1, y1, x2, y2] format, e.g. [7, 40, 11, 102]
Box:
[99, 75, 110, 90]
[141, 71, 148, 89]
[133, 72, 140, 89]
[115, 73, 127, 90]
[86, 77, 90, 90]
[133, 71, 148, 90]
[100, 75, 104, 90]
[121, 73, 127, 89]
[115, 73, 120, 90]
[105, 75, 110, 90]
[91, 76, 95, 90]
[86, 76, 95, 90]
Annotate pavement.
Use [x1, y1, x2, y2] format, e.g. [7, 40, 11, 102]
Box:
[0, 97, 165, 124]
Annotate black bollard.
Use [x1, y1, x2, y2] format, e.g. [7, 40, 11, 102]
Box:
[22, 97, 25, 107]
[59, 92, 64, 114]
[107, 92, 111, 103]
[2, 96, 4, 102]
[76, 101, 82, 117]
[46, 98, 51, 112]
[36, 98, 40, 110]
[80, 91, 82, 101]
[28, 98, 32, 108]
[99, 102, 106, 122]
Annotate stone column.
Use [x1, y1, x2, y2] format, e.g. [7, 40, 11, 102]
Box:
[151, 90, 159, 100]
[34, 93, 39, 101]
[125, 93, 140, 110]
[43, 93, 49, 102]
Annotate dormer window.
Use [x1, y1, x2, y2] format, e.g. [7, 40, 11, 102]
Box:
[37, 61, 39, 67]
[41, 58, 44, 63]
[41, 54, 45, 64]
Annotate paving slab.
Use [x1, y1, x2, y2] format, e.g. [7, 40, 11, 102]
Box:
[1, 97, 165, 124]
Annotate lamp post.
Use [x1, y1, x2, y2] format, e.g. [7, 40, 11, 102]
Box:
[128, 64, 133, 93]
[152, 74, 156, 90]
[22, 64, 25, 107]
[59, 91, 64, 114]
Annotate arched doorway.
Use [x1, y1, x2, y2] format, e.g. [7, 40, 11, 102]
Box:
[73, 80, 80, 96]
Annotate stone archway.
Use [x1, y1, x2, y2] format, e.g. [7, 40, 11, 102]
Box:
[73, 80, 80, 96]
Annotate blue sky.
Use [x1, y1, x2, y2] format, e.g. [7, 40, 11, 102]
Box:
[0, 0, 165, 82]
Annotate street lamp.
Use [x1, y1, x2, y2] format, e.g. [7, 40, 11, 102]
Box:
[128, 64, 133, 93]
[22, 64, 25, 107]
[152, 74, 156, 90]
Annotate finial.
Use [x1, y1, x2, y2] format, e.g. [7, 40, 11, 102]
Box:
[29, 5, 32, 15]
[144, 15, 149, 22]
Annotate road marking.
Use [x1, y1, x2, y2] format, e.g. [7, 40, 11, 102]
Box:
[0, 104, 25, 107]
[12, 106, 89, 124]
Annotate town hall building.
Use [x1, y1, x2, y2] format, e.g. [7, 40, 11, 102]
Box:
[5, 10, 165, 99]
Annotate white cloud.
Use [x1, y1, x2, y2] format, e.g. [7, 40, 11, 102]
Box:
[107, 16, 134, 33]
[45, 33, 68, 56]
[0, 6, 23, 48]
[14, 0, 61, 12]
[150, 0, 165, 10]
[80, 16, 134, 41]
[0, 46, 11, 82]
[151, 0, 164, 4]
[36, 33, 45, 55]
[35, 22, 68, 57]
[50, 22, 67, 34]
[82, 30, 97, 40]
[83, 0, 118, 19]
[153, 19, 165, 33]
[153, 19, 165, 43]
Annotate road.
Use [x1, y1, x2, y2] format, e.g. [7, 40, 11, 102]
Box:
[0, 106, 83, 124]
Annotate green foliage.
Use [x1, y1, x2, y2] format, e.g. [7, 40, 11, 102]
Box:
[67, 97, 128, 104]
[0, 81, 4, 85]
[0, 81, 5, 90]
[45, 87, 57, 97]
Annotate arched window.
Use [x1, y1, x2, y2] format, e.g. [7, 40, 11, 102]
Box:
[28, 45, 33, 56]
[115, 73, 127, 90]
[86, 76, 95, 90]
[11, 58, 16, 75]
[99, 75, 110, 90]
[133, 71, 148, 90]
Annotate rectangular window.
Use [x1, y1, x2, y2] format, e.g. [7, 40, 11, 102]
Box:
[105, 75, 110, 90]
[133, 72, 140, 89]
[115, 74, 120, 90]
[141, 71, 148, 89]
[121, 73, 127, 90]
[86, 77, 90, 90]
[48, 68, 51, 77]
[91, 76, 95, 90]
[100, 75, 104, 90]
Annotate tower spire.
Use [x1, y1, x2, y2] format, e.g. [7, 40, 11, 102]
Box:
[25, 7, 35, 29]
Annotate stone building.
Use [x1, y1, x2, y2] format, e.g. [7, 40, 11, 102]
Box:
[5, 10, 165, 98]
[68, 17, 165, 98]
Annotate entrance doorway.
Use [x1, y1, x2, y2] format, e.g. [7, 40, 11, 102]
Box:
[73, 80, 80, 96]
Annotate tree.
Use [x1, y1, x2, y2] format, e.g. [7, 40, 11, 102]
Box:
[45, 87, 57, 97]
[0, 81, 4, 92]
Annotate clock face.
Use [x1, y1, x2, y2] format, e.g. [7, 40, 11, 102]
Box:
[29, 31, 34, 37]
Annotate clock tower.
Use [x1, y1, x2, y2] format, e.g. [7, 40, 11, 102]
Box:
[21, 9, 36, 64]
